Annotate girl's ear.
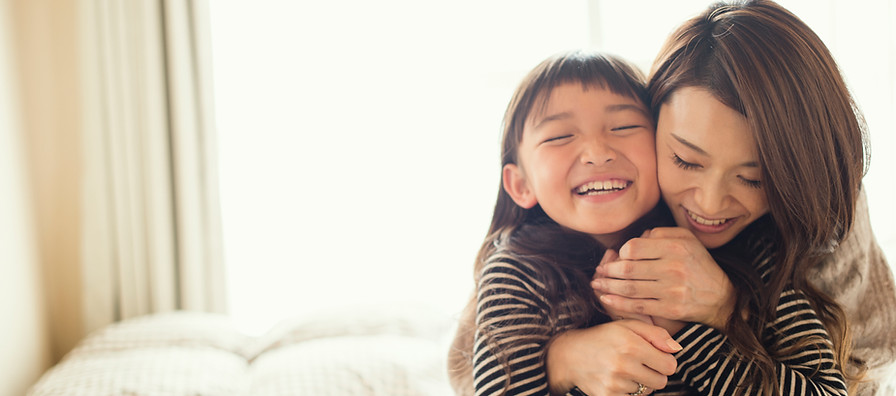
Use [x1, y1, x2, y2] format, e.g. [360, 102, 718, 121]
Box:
[503, 163, 537, 209]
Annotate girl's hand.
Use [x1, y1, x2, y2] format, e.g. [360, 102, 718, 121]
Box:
[546, 320, 681, 396]
[591, 227, 735, 330]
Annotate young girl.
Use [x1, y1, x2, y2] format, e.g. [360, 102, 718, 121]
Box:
[460, 51, 683, 395]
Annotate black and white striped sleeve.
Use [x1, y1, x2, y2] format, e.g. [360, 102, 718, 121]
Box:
[668, 289, 847, 395]
[472, 258, 554, 396]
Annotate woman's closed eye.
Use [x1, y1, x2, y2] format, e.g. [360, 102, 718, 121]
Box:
[673, 152, 763, 189]
[671, 153, 700, 170]
[738, 176, 762, 189]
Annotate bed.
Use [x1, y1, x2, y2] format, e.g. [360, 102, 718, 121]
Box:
[27, 306, 456, 395]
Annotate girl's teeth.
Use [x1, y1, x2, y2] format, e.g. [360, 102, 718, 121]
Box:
[576, 180, 628, 194]
[689, 211, 727, 226]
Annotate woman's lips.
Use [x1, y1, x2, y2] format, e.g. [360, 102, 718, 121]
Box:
[684, 208, 737, 233]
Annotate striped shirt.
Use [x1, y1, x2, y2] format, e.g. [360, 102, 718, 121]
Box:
[471, 249, 848, 395]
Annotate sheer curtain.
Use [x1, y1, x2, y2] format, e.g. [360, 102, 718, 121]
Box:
[9, 0, 226, 361]
[210, 0, 896, 335]
[79, 0, 226, 333]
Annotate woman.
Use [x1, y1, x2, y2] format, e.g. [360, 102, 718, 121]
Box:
[555, 0, 895, 394]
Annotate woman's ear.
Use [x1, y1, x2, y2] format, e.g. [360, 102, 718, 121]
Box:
[503, 163, 537, 209]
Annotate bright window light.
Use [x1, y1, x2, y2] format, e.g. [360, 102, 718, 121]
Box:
[209, 0, 895, 335]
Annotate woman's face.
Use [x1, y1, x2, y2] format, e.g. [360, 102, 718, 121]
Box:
[504, 83, 659, 247]
[656, 87, 769, 249]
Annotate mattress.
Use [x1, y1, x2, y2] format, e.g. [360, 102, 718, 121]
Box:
[27, 307, 454, 395]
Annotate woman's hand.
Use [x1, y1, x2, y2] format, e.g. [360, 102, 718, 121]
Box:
[546, 320, 681, 396]
[591, 227, 735, 330]
[594, 249, 655, 326]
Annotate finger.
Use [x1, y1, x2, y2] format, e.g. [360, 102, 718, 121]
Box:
[593, 249, 620, 279]
[594, 249, 619, 275]
[601, 297, 654, 325]
[602, 249, 620, 265]
[615, 319, 683, 357]
[620, 312, 654, 325]
[592, 277, 658, 298]
[638, 226, 693, 239]
[630, 365, 668, 392]
[593, 258, 656, 280]
[600, 293, 679, 321]
[618, 237, 680, 261]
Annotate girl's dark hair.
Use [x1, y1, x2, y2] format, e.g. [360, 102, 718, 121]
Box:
[649, 0, 868, 393]
[447, 50, 656, 395]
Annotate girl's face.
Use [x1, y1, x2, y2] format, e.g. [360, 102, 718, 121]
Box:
[656, 87, 769, 249]
[503, 83, 659, 246]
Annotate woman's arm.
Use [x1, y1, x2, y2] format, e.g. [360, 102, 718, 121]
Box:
[668, 288, 847, 395]
[808, 189, 896, 395]
[474, 258, 679, 396]
[545, 321, 681, 395]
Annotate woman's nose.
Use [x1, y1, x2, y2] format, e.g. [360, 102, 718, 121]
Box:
[693, 179, 729, 215]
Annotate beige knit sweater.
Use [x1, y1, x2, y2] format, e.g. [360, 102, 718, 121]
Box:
[808, 189, 896, 395]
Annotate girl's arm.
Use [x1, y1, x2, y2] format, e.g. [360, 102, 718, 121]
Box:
[472, 259, 555, 395]
[667, 288, 847, 395]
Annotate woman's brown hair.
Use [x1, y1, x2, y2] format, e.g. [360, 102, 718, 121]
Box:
[649, 0, 868, 393]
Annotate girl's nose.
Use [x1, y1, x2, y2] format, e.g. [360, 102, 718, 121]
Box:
[580, 138, 616, 165]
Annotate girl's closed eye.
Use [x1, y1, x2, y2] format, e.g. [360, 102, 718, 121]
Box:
[671, 153, 700, 170]
[610, 125, 644, 134]
[541, 134, 573, 145]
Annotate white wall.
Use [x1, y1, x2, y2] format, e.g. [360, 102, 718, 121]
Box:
[0, 0, 51, 394]
[213, 0, 895, 335]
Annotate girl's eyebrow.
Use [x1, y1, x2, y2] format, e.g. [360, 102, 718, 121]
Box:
[533, 112, 572, 130]
[606, 103, 649, 117]
[534, 103, 648, 130]
[671, 133, 759, 167]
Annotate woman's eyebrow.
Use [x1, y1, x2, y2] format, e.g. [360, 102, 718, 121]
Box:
[671, 133, 708, 155]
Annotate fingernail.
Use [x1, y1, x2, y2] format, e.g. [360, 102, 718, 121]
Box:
[667, 339, 683, 352]
[599, 294, 610, 304]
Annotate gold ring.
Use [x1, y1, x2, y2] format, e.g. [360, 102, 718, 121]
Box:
[629, 382, 646, 396]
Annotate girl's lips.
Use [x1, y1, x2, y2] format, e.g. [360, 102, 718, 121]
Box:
[574, 179, 632, 203]
[683, 208, 737, 234]
[573, 178, 631, 195]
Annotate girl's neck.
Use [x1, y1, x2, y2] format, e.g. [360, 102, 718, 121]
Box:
[592, 203, 675, 250]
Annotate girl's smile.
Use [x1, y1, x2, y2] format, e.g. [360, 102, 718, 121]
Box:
[574, 179, 631, 196]
[503, 83, 659, 247]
